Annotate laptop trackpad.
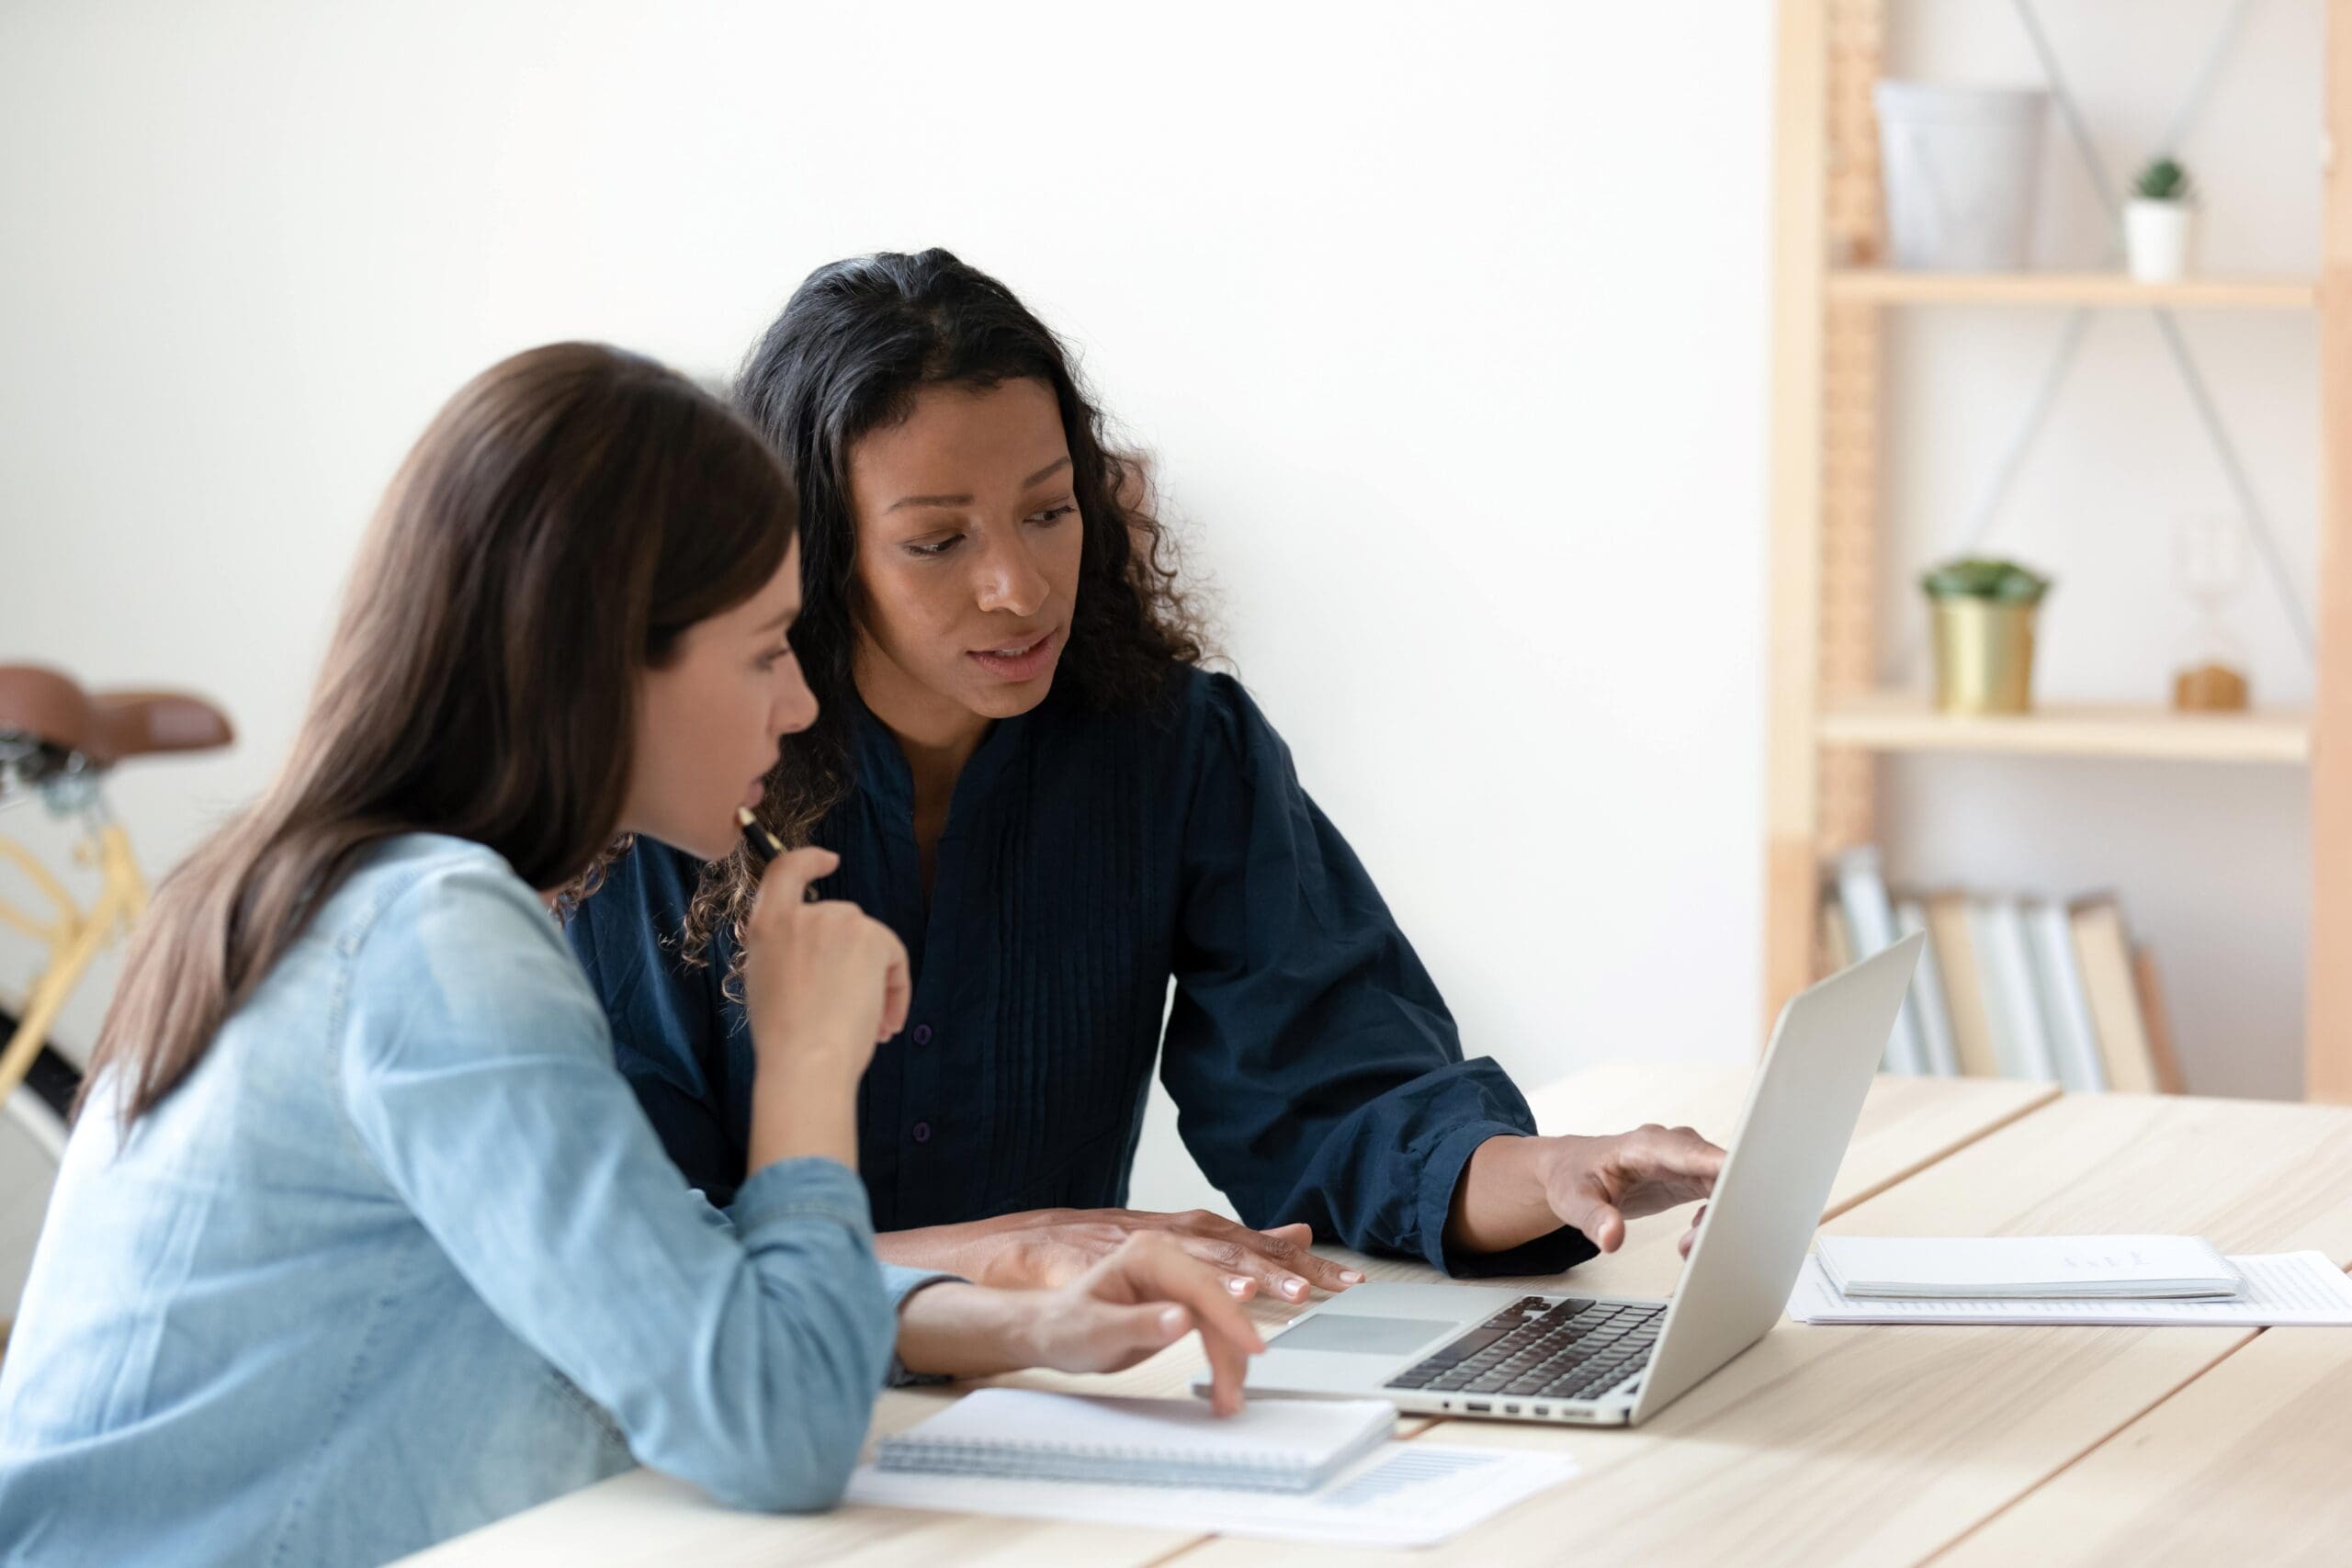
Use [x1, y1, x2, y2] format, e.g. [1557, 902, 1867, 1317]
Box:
[1273, 1314, 1458, 1356]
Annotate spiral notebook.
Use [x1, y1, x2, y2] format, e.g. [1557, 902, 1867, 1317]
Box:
[875, 1389, 1396, 1494]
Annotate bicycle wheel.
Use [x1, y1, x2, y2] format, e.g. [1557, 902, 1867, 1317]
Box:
[0, 1004, 73, 1334]
[0, 1005, 77, 1145]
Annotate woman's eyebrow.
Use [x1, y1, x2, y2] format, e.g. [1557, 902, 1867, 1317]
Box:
[883, 456, 1072, 513]
[886, 490, 970, 513]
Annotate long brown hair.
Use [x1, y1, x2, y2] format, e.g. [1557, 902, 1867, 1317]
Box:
[83, 342, 797, 1125]
[678, 248, 1208, 968]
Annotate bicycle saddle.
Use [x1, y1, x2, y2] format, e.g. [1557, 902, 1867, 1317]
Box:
[0, 664, 233, 768]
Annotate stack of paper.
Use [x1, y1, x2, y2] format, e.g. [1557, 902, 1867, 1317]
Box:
[1790, 1250, 2352, 1326]
[1814, 1235, 2243, 1301]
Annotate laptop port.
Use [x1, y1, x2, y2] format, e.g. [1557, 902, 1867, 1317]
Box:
[1464, 1402, 1492, 1413]
[1503, 1404, 1521, 1415]
[1532, 1405, 1550, 1416]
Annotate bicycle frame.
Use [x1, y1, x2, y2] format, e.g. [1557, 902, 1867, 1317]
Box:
[0, 806, 146, 1108]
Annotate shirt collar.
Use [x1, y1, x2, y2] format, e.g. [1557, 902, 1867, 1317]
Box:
[848, 686, 1043, 822]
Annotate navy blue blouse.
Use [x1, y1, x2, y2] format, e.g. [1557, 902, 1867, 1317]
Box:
[564, 666, 1591, 1277]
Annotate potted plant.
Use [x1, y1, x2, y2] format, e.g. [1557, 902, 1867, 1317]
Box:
[2123, 157, 2197, 282]
[1921, 558, 2052, 715]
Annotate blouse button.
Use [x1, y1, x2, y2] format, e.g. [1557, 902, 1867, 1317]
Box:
[911, 1122, 933, 1145]
[912, 1023, 933, 1046]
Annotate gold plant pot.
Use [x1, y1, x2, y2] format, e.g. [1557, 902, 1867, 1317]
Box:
[1929, 597, 2038, 715]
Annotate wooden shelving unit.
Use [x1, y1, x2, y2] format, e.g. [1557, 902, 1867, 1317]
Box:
[1816, 694, 2313, 764]
[1765, 0, 2352, 1098]
[1827, 269, 2319, 309]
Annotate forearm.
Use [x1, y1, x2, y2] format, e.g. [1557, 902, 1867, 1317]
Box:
[875, 1220, 1003, 1280]
[1179, 1058, 1543, 1269]
[746, 1062, 862, 1174]
[891, 1281, 1037, 1379]
[1442, 1134, 1559, 1254]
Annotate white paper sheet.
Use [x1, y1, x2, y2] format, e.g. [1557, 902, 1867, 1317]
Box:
[1789, 1249, 2352, 1325]
[1813, 1234, 2242, 1298]
[844, 1439, 1579, 1549]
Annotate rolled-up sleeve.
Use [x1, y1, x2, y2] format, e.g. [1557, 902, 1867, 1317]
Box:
[338, 860, 895, 1513]
[1159, 676, 1595, 1278]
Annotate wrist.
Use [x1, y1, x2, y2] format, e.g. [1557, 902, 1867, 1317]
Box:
[878, 1220, 997, 1281]
[755, 1047, 867, 1093]
[746, 1071, 859, 1173]
[995, 1290, 1046, 1371]
[894, 1281, 1035, 1380]
[900, 1212, 1048, 1288]
[1445, 1134, 1560, 1254]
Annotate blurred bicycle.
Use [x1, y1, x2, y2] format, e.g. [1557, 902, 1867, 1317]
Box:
[0, 665, 232, 1157]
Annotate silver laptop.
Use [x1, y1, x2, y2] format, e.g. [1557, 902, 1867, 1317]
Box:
[1196, 935, 1924, 1427]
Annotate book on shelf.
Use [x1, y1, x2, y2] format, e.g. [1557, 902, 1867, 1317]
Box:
[2133, 945, 2188, 1094]
[1834, 848, 1927, 1075]
[2073, 898, 2154, 1093]
[1974, 895, 2057, 1082]
[1894, 898, 1961, 1077]
[2029, 899, 2108, 1093]
[1819, 901, 1854, 977]
[1818, 868, 2174, 1092]
[1921, 891, 2001, 1077]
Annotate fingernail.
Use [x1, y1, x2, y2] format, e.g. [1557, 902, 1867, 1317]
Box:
[1227, 1278, 1251, 1296]
[1339, 1269, 1364, 1284]
[1159, 1306, 1187, 1336]
[1282, 1278, 1306, 1299]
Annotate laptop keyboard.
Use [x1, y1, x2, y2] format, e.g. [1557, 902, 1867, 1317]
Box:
[1383, 1295, 1663, 1404]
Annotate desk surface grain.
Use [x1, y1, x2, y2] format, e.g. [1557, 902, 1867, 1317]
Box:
[410, 1072, 2352, 1568]
[1170, 1091, 2352, 1568]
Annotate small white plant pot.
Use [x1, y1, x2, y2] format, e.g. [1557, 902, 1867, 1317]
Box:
[2124, 199, 2196, 282]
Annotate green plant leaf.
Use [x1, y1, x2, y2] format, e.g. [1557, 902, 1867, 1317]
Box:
[1920, 557, 2052, 604]
[2131, 156, 2194, 203]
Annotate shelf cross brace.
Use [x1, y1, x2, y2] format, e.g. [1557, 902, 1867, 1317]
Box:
[1894, 0, 2316, 679]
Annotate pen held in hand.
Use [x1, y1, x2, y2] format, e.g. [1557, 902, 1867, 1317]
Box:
[737, 806, 820, 902]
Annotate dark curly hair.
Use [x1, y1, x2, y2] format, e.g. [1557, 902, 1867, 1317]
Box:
[678, 248, 1208, 965]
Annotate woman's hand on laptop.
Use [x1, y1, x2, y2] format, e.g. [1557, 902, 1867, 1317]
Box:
[1447, 1126, 1726, 1258]
[890, 1233, 1271, 1416]
[876, 1208, 1366, 1303]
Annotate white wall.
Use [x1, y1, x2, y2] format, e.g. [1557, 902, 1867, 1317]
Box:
[2, 0, 1771, 1220]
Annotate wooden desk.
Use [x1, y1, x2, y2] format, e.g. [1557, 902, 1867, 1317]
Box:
[1177, 1091, 2352, 1568]
[404, 1072, 2352, 1568]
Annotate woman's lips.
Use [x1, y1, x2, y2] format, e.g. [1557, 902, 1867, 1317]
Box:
[967, 627, 1062, 682]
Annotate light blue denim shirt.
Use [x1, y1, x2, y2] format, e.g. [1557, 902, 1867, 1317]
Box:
[0, 833, 945, 1567]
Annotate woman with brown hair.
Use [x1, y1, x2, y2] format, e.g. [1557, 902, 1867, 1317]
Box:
[0, 343, 1259, 1568]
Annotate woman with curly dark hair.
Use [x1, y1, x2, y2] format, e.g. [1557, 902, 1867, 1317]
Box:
[565, 250, 1724, 1306]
